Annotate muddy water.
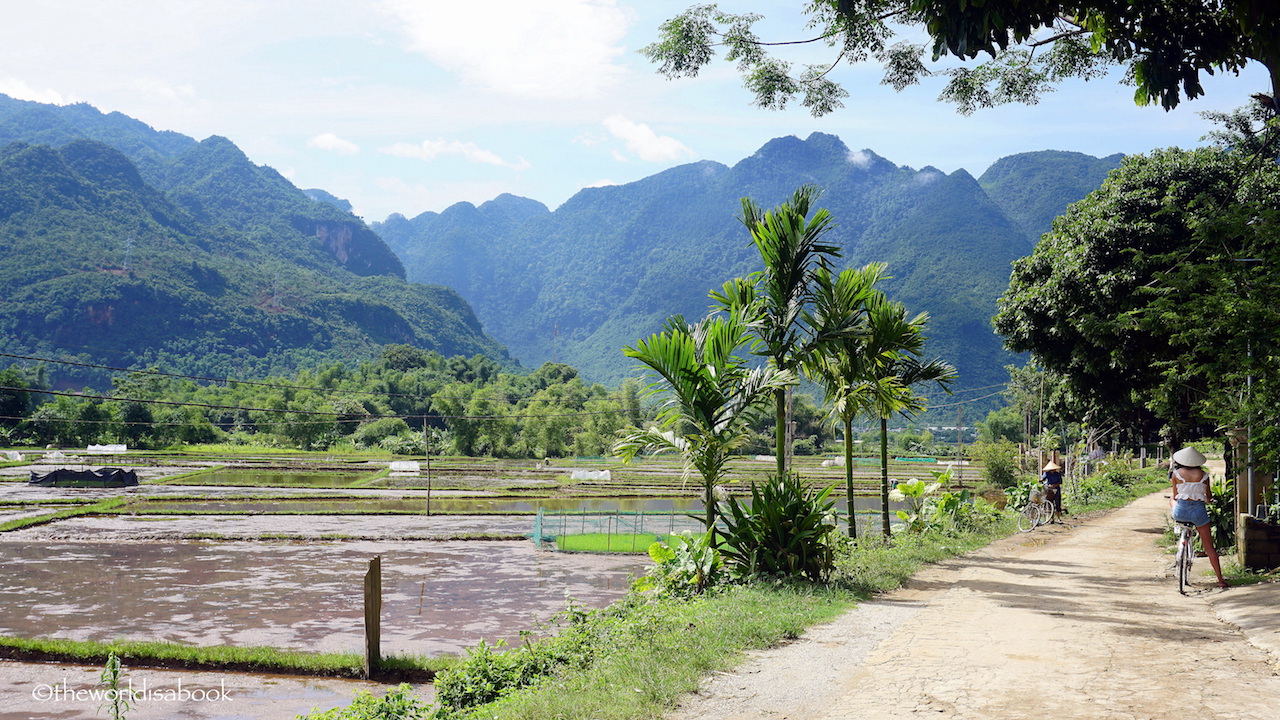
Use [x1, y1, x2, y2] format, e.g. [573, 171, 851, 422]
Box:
[13, 514, 538, 540]
[0, 539, 644, 657]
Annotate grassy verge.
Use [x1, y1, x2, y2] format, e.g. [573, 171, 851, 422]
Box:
[0, 635, 454, 681]
[0, 497, 131, 533]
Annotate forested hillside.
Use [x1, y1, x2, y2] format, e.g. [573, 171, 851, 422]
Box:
[0, 95, 510, 389]
[377, 134, 1120, 402]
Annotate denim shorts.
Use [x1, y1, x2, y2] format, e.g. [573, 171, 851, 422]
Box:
[1172, 499, 1210, 527]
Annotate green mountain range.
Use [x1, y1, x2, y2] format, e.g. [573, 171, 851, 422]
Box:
[375, 134, 1122, 411]
[0, 93, 1122, 414]
[0, 95, 509, 389]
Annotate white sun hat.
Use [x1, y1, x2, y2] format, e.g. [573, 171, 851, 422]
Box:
[1172, 447, 1207, 467]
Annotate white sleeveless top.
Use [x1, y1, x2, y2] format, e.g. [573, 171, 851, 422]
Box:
[1173, 467, 1209, 502]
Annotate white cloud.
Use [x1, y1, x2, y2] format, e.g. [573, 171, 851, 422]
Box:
[847, 150, 873, 168]
[308, 133, 361, 156]
[0, 78, 73, 105]
[380, 139, 531, 171]
[381, 0, 634, 98]
[602, 115, 694, 162]
[581, 178, 618, 189]
[133, 78, 198, 103]
[914, 169, 943, 185]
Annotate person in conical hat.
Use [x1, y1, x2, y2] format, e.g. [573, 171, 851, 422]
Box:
[1170, 447, 1227, 588]
[1040, 460, 1063, 521]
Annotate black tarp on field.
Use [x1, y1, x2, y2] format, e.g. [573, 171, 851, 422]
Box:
[29, 468, 139, 487]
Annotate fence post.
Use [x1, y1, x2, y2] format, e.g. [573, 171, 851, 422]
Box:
[364, 555, 382, 679]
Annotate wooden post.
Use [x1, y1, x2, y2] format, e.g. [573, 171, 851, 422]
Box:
[364, 555, 382, 679]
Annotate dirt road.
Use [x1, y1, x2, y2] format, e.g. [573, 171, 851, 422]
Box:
[670, 491, 1280, 720]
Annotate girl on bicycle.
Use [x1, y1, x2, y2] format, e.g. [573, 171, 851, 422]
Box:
[1169, 447, 1228, 589]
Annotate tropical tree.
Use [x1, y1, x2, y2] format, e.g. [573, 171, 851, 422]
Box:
[993, 139, 1280, 450]
[643, 1, 1280, 117]
[713, 184, 850, 478]
[614, 312, 793, 531]
[861, 293, 958, 536]
[803, 262, 895, 538]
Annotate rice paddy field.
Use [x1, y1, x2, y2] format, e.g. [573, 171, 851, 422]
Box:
[0, 446, 982, 661]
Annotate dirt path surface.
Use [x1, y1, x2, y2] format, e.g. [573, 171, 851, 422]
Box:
[670, 491, 1280, 720]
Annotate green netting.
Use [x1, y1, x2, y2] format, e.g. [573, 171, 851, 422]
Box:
[532, 508, 707, 553]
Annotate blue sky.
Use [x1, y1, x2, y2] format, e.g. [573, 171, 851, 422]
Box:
[2, 1, 1270, 222]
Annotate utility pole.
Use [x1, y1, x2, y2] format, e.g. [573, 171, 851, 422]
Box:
[423, 416, 432, 516]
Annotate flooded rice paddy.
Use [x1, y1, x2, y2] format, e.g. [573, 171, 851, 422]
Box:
[0, 457, 904, 664]
[0, 538, 644, 657]
[164, 469, 377, 487]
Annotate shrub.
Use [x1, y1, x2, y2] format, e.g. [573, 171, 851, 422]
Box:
[1207, 476, 1236, 551]
[718, 474, 838, 582]
[351, 417, 412, 447]
[298, 683, 428, 719]
[379, 434, 424, 456]
[634, 530, 723, 597]
[792, 436, 819, 455]
[971, 439, 1025, 488]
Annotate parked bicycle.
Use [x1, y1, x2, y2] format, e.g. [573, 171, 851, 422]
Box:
[1016, 485, 1056, 532]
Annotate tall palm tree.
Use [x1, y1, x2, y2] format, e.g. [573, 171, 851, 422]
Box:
[716, 185, 848, 478]
[803, 263, 900, 538]
[860, 295, 958, 536]
[613, 312, 793, 531]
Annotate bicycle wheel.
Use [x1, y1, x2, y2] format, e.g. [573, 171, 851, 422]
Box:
[1017, 503, 1040, 532]
[1040, 500, 1056, 524]
[1176, 529, 1193, 594]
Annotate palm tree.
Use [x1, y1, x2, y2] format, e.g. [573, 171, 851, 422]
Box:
[860, 295, 958, 536]
[716, 185, 848, 478]
[613, 312, 793, 531]
[803, 263, 900, 538]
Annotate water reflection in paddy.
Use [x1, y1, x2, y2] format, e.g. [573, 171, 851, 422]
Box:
[0, 539, 644, 657]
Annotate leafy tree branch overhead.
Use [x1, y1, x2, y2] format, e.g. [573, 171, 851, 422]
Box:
[643, 1, 1280, 116]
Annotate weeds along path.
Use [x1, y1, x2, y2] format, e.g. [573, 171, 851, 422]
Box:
[669, 490, 1280, 720]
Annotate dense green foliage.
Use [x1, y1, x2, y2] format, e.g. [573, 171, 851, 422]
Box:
[994, 129, 1280, 456]
[0, 95, 508, 388]
[377, 133, 1116, 410]
[5, 348, 636, 457]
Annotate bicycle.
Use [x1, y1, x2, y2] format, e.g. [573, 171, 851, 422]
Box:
[1016, 486, 1057, 532]
[1174, 521, 1197, 594]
